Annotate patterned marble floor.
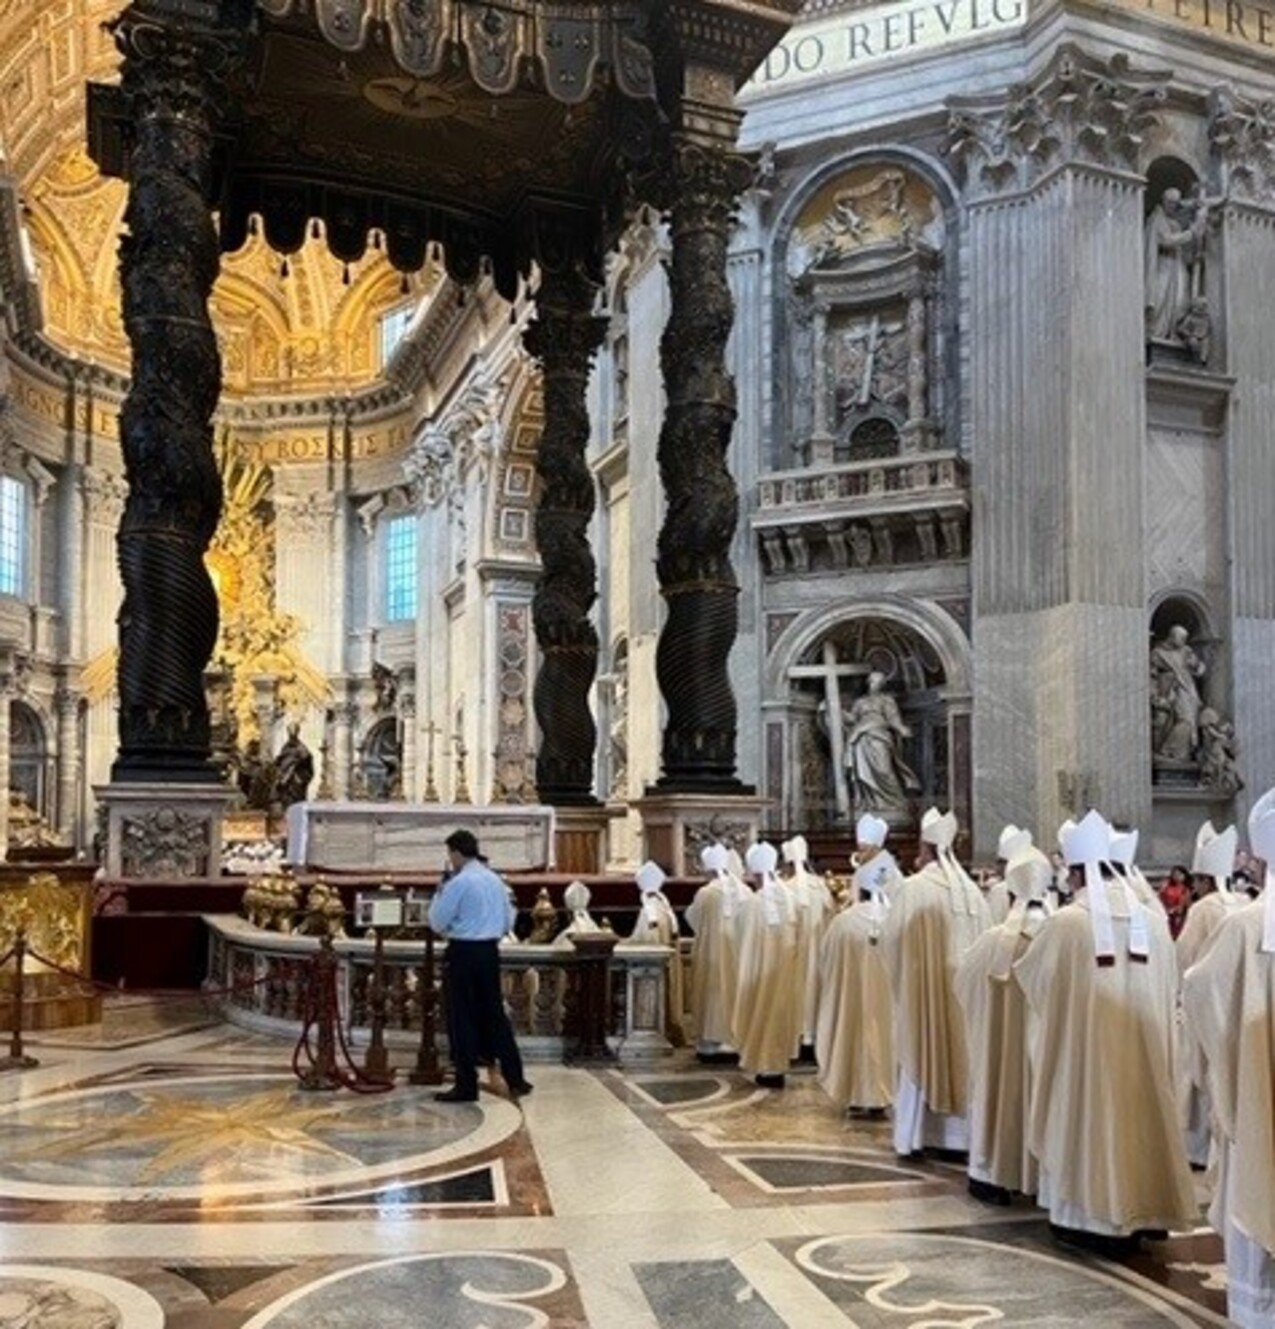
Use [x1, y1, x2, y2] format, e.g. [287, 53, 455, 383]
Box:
[0, 1001, 1231, 1327]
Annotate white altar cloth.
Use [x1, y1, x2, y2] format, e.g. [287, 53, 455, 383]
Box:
[285, 802, 556, 872]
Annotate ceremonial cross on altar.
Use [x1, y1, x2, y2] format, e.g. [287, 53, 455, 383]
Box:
[789, 640, 873, 822]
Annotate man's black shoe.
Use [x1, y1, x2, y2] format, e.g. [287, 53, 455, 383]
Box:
[507, 1081, 534, 1099]
[433, 1087, 479, 1103]
[968, 1177, 1012, 1206]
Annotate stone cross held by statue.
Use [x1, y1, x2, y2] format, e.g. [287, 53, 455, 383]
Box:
[789, 640, 873, 821]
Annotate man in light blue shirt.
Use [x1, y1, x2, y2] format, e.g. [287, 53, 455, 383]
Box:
[428, 829, 531, 1103]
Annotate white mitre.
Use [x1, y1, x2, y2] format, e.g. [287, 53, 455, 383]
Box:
[1007, 844, 1053, 904]
[700, 842, 729, 876]
[856, 813, 888, 849]
[997, 824, 1032, 863]
[1109, 828, 1139, 870]
[990, 844, 1055, 979]
[1247, 785, 1275, 953]
[564, 880, 592, 913]
[1061, 809, 1136, 963]
[636, 860, 667, 895]
[745, 840, 779, 879]
[921, 806, 957, 851]
[781, 834, 810, 869]
[745, 840, 788, 924]
[1193, 820, 1238, 895]
[725, 847, 746, 879]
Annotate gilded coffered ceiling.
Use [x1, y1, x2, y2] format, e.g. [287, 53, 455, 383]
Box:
[0, 1, 433, 397]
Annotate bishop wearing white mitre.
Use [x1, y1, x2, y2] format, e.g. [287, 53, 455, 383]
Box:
[624, 861, 685, 1042]
[882, 806, 990, 1156]
[685, 842, 747, 1059]
[1015, 811, 1197, 1251]
[1182, 787, 1275, 1328]
[955, 840, 1053, 1203]
[782, 834, 833, 1055]
[1179, 820, 1244, 1167]
[732, 840, 800, 1088]
[815, 813, 898, 1113]
[984, 824, 1032, 925]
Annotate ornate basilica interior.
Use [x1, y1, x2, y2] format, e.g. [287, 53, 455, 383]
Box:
[0, 0, 1266, 1322]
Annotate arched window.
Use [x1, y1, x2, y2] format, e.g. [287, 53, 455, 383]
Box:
[0, 475, 27, 598]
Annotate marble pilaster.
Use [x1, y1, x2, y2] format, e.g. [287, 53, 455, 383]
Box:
[1211, 92, 1275, 820]
[953, 46, 1165, 850]
[54, 687, 83, 843]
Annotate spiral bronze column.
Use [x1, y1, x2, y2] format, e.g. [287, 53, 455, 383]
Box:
[523, 269, 607, 804]
[109, 6, 246, 783]
[653, 138, 755, 792]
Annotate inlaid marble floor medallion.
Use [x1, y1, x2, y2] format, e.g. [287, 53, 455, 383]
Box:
[0, 1063, 549, 1220]
[0, 1016, 1228, 1326]
[0, 1265, 164, 1328]
[786, 1233, 1203, 1327]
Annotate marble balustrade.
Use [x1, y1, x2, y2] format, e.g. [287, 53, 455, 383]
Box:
[204, 914, 677, 1062]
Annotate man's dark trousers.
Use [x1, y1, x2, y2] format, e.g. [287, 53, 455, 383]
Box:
[443, 938, 525, 1095]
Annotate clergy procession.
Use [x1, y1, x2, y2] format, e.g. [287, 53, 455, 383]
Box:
[680, 796, 1275, 1328]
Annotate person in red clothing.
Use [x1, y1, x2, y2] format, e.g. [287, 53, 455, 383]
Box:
[1158, 864, 1191, 939]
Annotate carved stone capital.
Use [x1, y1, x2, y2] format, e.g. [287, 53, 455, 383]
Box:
[80, 468, 129, 526]
[1209, 86, 1275, 207]
[947, 45, 1169, 198]
[274, 491, 336, 542]
[403, 379, 505, 507]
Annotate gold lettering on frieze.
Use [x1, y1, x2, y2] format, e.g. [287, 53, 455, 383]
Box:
[1110, 0, 1275, 52]
[10, 374, 65, 429]
[233, 421, 411, 466]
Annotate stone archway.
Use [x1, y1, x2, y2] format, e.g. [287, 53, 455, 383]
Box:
[766, 597, 971, 835]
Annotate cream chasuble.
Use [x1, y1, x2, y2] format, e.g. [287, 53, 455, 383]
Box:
[686, 872, 746, 1050]
[732, 883, 801, 1076]
[954, 916, 1038, 1194]
[882, 858, 990, 1153]
[1176, 888, 1246, 1166]
[1182, 898, 1275, 1328]
[984, 878, 1012, 926]
[789, 862, 834, 1049]
[815, 901, 894, 1111]
[1014, 887, 1198, 1237]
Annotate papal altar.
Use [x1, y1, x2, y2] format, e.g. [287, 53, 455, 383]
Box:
[285, 802, 557, 873]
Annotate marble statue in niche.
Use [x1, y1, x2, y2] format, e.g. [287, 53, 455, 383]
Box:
[608, 639, 629, 799]
[1199, 707, 1243, 795]
[1150, 623, 1206, 766]
[274, 721, 314, 809]
[1144, 183, 1219, 364]
[842, 671, 921, 816]
[1149, 623, 1242, 791]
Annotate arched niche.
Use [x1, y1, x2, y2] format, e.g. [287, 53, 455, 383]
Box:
[775, 154, 954, 471]
[10, 700, 48, 817]
[358, 716, 402, 801]
[768, 599, 971, 833]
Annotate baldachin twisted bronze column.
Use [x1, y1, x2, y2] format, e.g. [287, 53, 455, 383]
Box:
[110, 7, 244, 782]
[653, 138, 754, 792]
[524, 268, 607, 804]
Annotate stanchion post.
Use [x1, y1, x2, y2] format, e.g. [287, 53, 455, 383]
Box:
[566, 932, 618, 1064]
[0, 928, 38, 1072]
[298, 933, 341, 1092]
[409, 926, 444, 1086]
[361, 925, 392, 1085]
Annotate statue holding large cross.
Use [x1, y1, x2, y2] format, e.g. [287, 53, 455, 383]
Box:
[793, 641, 919, 823]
